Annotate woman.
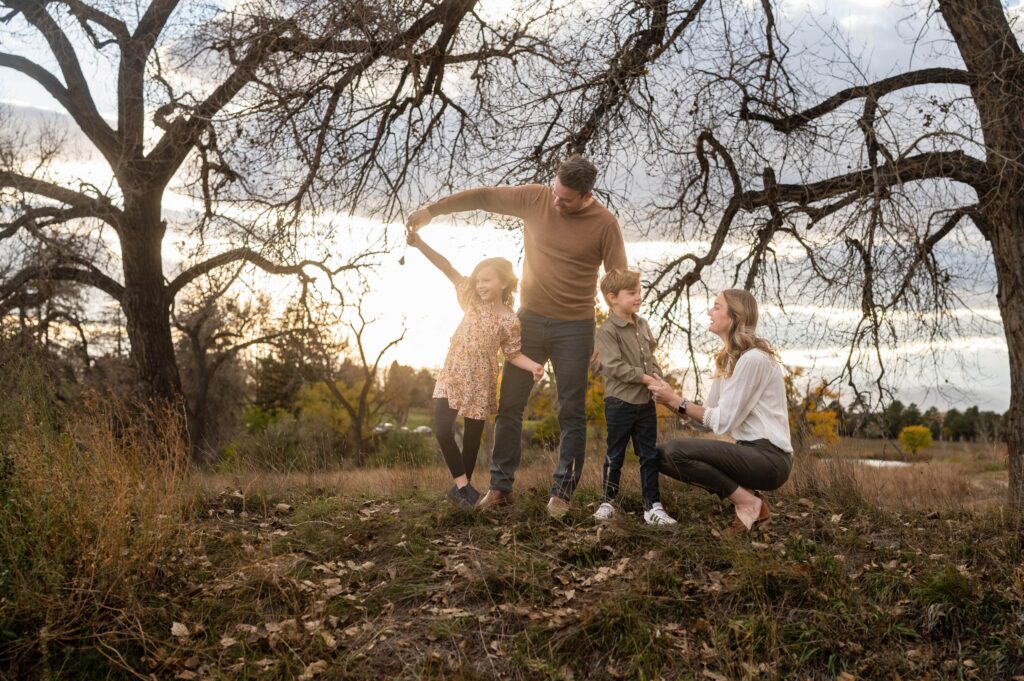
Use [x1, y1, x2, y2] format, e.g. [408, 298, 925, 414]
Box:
[649, 289, 792, 535]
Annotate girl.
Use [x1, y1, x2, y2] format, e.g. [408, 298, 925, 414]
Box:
[649, 289, 792, 535]
[407, 228, 544, 509]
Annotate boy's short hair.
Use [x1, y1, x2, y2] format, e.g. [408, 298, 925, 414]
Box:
[600, 269, 641, 304]
[556, 155, 598, 195]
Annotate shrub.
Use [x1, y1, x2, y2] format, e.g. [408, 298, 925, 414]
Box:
[368, 430, 437, 468]
[0, 347, 189, 673]
[224, 413, 350, 472]
[899, 425, 933, 457]
[528, 413, 561, 450]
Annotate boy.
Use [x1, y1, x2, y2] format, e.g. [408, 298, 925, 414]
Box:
[594, 270, 677, 524]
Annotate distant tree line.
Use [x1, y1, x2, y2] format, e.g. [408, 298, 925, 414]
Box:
[829, 400, 1008, 444]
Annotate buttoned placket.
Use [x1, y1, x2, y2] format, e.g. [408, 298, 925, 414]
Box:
[631, 319, 648, 375]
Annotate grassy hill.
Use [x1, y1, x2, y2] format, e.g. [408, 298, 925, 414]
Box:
[1, 377, 1021, 679]
[4, 452, 1024, 679]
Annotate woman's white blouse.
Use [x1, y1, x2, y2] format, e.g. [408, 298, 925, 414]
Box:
[701, 349, 793, 454]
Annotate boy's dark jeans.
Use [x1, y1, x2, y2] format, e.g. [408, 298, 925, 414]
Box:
[489, 310, 595, 498]
[603, 396, 661, 510]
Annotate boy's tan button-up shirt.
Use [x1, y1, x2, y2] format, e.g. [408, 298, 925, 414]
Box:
[596, 313, 662, 405]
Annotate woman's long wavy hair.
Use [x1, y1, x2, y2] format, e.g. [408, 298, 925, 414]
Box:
[470, 257, 518, 307]
[713, 289, 780, 378]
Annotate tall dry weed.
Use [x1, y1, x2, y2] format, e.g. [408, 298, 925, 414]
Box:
[0, 349, 191, 670]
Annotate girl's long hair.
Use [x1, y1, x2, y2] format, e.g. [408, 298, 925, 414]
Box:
[713, 288, 780, 378]
[470, 257, 518, 307]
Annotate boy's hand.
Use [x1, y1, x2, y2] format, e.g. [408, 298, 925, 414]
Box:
[405, 227, 420, 246]
[641, 374, 660, 386]
[406, 207, 432, 231]
[531, 363, 545, 382]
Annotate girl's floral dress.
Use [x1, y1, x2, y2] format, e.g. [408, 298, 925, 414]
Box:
[433, 277, 522, 420]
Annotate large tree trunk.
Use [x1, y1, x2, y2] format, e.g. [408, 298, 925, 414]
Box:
[120, 193, 182, 402]
[959, 0, 1023, 481]
[941, 0, 1024, 511]
[189, 374, 211, 460]
[989, 209, 1024, 511]
[351, 418, 367, 467]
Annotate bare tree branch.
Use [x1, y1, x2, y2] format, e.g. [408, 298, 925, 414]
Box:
[0, 263, 124, 303]
[1, 1, 119, 157]
[0, 170, 124, 228]
[165, 247, 377, 301]
[741, 68, 974, 132]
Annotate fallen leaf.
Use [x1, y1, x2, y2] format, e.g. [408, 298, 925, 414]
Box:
[170, 622, 190, 638]
[299, 660, 328, 680]
[320, 631, 338, 649]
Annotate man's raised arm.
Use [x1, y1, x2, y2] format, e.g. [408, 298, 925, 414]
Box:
[406, 186, 536, 231]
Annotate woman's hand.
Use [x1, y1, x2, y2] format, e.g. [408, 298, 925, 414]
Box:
[648, 377, 681, 408]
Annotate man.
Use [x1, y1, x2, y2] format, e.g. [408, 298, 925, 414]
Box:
[406, 157, 627, 518]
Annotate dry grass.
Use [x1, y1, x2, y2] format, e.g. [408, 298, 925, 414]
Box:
[0, 383, 191, 673]
[0, 352, 1017, 678]
[787, 438, 1009, 513]
[201, 433, 1010, 519]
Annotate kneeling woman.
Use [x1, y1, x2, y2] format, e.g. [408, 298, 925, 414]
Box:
[649, 289, 792, 534]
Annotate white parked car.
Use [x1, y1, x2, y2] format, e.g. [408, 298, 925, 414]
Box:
[372, 422, 395, 435]
[413, 425, 432, 435]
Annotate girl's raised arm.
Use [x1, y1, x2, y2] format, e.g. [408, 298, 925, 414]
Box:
[407, 229, 463, 286]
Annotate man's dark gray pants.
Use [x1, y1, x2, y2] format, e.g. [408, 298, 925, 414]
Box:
[489, 310, 594, 498]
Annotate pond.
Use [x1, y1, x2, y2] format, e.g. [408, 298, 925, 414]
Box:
[852, 459, 912, 469]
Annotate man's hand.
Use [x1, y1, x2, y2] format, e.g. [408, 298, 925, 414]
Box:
[406, 207, 432, 231]
[406, 227, 421, 247]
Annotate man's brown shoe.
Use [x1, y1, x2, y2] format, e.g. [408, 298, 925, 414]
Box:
[547, 496, 570, 519]
[476, 489, 513, 510]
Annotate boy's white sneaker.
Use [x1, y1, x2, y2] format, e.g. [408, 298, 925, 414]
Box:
[644, 503, 677, 525]
[593, 502, 615, 521]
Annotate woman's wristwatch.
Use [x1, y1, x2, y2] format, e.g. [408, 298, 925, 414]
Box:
[676, 398, 689, 416]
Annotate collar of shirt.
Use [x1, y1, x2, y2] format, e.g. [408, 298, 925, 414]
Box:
[608, 312, 638, 327]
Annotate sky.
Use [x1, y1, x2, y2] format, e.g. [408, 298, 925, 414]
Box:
[0, 0, 1015, 412]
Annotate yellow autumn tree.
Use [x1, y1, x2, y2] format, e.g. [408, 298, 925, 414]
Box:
[899, 425, 933, 458]
[786, 370, 840, 450]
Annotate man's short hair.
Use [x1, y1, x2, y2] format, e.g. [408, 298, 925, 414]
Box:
[600, 269, 641, 303]
[556, 155, 598, 195]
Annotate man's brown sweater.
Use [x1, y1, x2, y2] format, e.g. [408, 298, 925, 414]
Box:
[427, 185, 627, 320]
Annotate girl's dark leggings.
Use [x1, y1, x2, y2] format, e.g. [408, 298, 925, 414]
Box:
[434, 398, 485, 480]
